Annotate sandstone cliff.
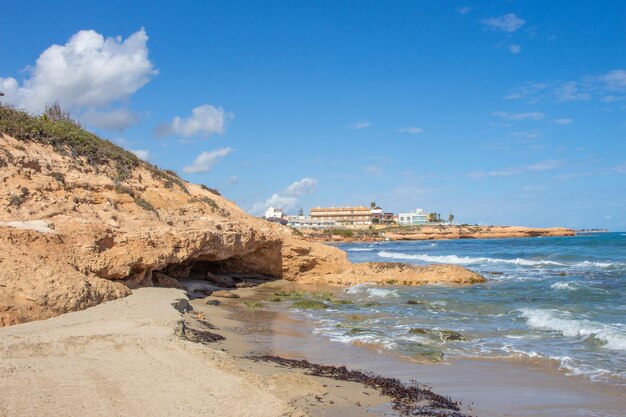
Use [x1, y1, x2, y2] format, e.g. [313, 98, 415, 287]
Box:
[0, 107, 483, 326]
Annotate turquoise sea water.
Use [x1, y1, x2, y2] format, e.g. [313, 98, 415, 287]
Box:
[298, 233, 626, 386]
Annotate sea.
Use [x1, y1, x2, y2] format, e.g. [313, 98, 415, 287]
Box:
[294, 232, 626, 387]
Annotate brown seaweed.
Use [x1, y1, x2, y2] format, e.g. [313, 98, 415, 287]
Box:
[248, 355, 472, 416]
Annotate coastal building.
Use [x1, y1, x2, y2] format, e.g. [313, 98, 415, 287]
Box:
[287, 215, 337, 229]
[398, 208, 428, 226]
[265, 207, 285, 220]
[370, 206, 395, 225]
[310, 206, 372, 228]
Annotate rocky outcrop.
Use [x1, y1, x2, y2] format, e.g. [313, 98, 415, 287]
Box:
[301, 225, 575, 242]
[383, 225, 575, 240]
[0, 108, 484, 326]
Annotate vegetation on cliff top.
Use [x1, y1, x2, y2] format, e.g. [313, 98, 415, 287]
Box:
[0, 105, 192, 194]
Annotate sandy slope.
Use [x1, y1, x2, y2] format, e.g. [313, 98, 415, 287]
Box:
[0, 288, 304, 417]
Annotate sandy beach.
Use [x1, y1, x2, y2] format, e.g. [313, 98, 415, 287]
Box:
[0, 286, 462, 417]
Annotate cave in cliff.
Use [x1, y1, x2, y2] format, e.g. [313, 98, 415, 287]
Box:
[150, 254, 279, 298]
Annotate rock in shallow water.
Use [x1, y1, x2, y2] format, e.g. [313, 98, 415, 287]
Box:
[408, 328, 466, 342]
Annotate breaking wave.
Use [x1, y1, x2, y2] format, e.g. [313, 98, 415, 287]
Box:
[519, 309, 626, 351]
[377, 251, 563, 266]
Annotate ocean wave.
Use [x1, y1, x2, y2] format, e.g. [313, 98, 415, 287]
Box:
[367, 288, 399, 298]
[345, 283, 370, 294]
[347, 248, 374, 252]
[572, 260, 620, 268]
[377, 251, 564, 266]
[344, 283, 399, 298]
[550, 281, 577, 291]
[519, 308, 626, 351]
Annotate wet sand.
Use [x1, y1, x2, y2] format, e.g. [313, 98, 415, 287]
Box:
[195, 282, 626, 417]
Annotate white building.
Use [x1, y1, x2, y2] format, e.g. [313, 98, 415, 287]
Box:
[265, 207, 285, 220]
[287, 215, 337, 229]
[398, 208, 428, 226]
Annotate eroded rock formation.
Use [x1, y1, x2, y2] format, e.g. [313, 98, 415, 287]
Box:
[0, 108, 484, 326]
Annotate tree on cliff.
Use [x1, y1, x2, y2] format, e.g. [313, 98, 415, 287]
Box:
[370, 201, 376, 208]
[448, 214, 455, 224]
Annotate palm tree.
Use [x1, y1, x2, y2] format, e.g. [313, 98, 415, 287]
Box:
[448, 214, 455, 224]
[370, 201, 376, 208]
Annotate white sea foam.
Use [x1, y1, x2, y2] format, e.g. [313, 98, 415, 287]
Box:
[344, 283, 398, 298]
[347, 248, 374, 252]
[377, 251, 563, 266]
[519, 308, 626, 351]
[367, 288, 399, 298]
[344, 283, 370, 294]
[572, 260, 618, 268]
[550, 281, 577, 291]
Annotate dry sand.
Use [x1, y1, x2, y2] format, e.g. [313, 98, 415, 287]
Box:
[0, 287, 394, 417]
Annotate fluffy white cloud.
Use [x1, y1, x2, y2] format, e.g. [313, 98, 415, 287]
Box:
[508, 44, 521, 54]
[0, 28, 156, 115]
[81, 108, 140, 131]
[492, 111, 545, 121]
[250, 178, 318, 215]
[284, 177, 317, 196]
[398, 126, 423, 134]
[555, 118, 573, 125]
[157, 104, 230, 138]
[130, 149, 150, 161]
[482, 13, 525, 33]
[183, 147, 233, 174]
[467, 160, 562, 178]
[349, 121, 370, 129]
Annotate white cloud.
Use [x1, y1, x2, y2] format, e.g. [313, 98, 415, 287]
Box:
[555, 118, 573, 125]
[508, 44, 521, 54]
[158, 104, 231, 138]
[285, 177, 318, 196]
[349, 121, 370, 129]
[505, 70, 626, 103]
[398, 126, 423, 134]
[456, 6, 471, 15]
[504, 82, 548, 101]
[0, 28, 156, 116]
[250, 177, 318, 215]
[492, 111, 545, 121]
[81, 108, 140, 131]
[556, 81, 590, 101]
[227, 175, 239, 185]
[482, 13, 525, 33]
[467, 160, 562, 178]
[599, 70, 626, 91]
[183, 147, 233, 174]
[509, 130, 540, 139]
[130, 149, 150, 161]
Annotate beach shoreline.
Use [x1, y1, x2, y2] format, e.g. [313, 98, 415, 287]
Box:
[200, 281, 625, 417]
[0, 285, 471, 417]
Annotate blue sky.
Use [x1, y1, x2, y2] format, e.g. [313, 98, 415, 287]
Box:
[2, 1, 625, 229]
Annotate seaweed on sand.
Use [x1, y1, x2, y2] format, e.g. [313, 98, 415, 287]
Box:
[248, 355, 471, 416]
